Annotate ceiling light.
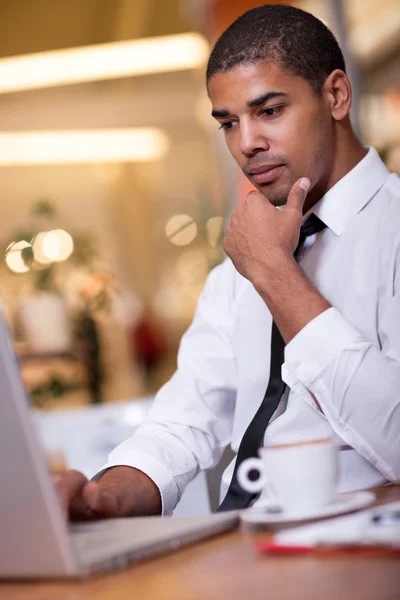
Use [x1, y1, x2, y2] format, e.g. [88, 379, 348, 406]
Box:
[0, 33, 209, 94]
[0, 128, 168, 165]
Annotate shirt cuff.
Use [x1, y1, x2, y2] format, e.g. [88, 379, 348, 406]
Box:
[282, 307, 363, 389]
[93, 449, 179, 516]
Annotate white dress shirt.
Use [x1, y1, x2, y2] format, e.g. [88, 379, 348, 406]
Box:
[102, 148, 400, 514]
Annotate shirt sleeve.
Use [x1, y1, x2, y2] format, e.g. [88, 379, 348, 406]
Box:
[282, 288, 400, 483]
[98, 259, 239, 514]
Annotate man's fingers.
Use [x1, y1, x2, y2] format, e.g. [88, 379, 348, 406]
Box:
[55, 469, 88, 512]
[286, 177, 310, 212]
[65, 479, 120, 520]
[83, 482, 120, 518]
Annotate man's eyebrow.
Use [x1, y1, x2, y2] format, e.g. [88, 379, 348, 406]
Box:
[247, 91, 288, 108]
[211, 92, 288, 117]
[211, 108, 230, 118]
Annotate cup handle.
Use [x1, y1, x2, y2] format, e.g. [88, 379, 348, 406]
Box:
[237, 457, 266, 494]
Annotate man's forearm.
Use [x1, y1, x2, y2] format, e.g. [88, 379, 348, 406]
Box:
[253, 251, 331, 344]
[99, 466, 162, 516]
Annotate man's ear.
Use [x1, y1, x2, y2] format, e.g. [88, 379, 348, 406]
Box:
[323, 69, 352, 121]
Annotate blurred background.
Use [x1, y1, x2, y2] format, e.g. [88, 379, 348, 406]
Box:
[0, 0, 399, 509]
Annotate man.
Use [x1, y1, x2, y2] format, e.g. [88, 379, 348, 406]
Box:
[59, 4, 400, 518]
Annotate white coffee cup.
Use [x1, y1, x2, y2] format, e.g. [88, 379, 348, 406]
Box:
[237, 438, 338, 514]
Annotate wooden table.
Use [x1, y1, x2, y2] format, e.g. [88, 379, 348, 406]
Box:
[2, 486, 400, 600]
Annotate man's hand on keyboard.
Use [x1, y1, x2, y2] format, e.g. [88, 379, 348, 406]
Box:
[55, 466, 162, 520]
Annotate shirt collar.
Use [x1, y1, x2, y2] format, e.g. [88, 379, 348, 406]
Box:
[311, 147, 390, 236]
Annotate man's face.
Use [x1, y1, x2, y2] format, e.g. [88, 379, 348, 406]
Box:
[208, 62, 334, 206]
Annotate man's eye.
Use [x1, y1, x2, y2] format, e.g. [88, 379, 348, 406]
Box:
[219, 121, 234, 131]
[261, 105, 284, 118]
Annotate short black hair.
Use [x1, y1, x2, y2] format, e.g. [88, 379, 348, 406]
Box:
[206, 4, 346, 94]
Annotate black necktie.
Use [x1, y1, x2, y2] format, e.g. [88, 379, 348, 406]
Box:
[218, 213, 326, 511]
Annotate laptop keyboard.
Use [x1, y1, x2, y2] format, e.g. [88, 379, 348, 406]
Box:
[70, 520, 136, 553]
[69, 519, 185, 571]
[68, 513, 238, 571]
[71, 530, 118, 553]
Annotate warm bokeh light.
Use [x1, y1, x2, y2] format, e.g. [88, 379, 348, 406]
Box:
[165, 214, 198, 247]
[0, 33, 209, 94]
[32, 229, 74, 263]
[42, 231, 61, 261]
[49, 230, 74, 262]
[32, 232, 53, 265]
[0, 129, 169, 165]
[5, 241, 32, 273]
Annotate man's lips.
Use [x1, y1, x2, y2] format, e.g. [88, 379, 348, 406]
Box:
[248, 164, 284, 185]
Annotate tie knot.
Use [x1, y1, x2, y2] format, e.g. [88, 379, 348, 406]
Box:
[301, 213, 326, 237]
[295, 213, 326, 257]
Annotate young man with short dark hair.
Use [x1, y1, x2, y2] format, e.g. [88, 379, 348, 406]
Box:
[58, 5, 400, 519]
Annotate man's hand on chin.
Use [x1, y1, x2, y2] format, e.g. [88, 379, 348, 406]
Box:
[222, 177, 310, 285]
[223, 177, 331, 344]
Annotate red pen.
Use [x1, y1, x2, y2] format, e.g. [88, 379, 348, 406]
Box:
[256, 539, 400, 556]
[256, 540, 315, 555]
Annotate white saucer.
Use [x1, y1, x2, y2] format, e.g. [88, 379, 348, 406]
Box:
[240, 491, 376, 525]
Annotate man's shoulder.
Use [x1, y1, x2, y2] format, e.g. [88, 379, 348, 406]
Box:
[378, 173, 400, 219]
[368, 173, 400, 225]
[384, 173, 400, 198]
[362, 174, 400, 254]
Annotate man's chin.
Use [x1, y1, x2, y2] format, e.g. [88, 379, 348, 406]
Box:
[267, 196, 288, 207]
[257, 184, 291, 207]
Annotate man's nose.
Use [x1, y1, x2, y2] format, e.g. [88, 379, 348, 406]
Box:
[239, 121, 269, 156]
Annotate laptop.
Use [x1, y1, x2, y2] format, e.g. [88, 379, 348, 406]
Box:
[0, 306, 238, 578]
